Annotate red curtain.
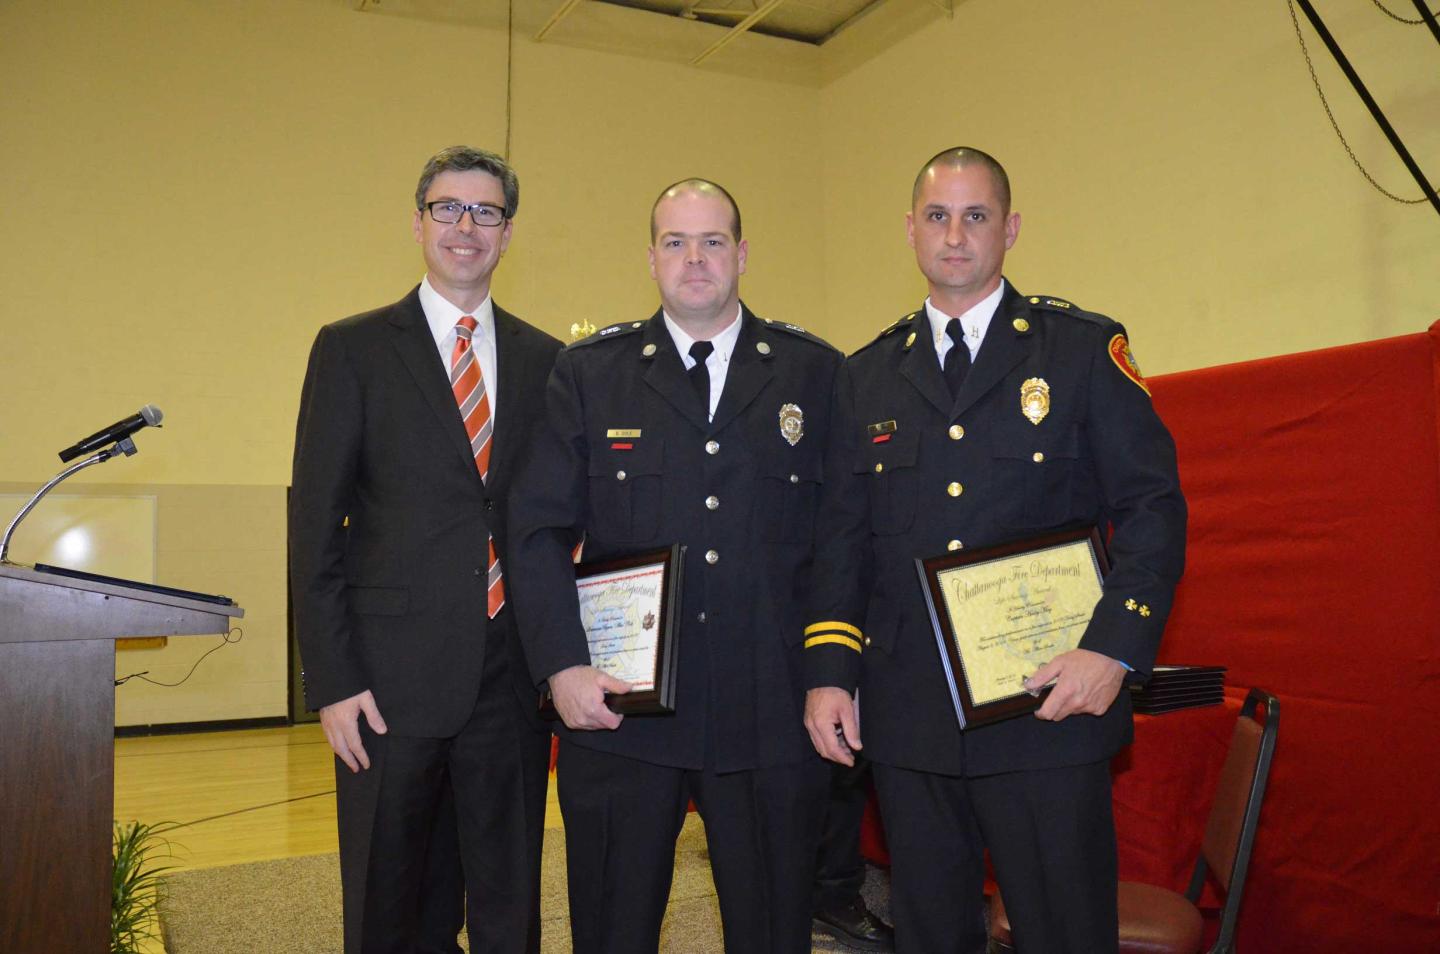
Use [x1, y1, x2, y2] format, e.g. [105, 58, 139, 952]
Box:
[1141, 322, 1440, 950]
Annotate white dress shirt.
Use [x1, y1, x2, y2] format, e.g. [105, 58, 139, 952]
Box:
[927, 279, 1007, 370]
[663, 304, 744, 421]
[420, 276, 499, 421]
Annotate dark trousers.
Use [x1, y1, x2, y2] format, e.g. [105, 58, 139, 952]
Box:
[812, 756, 871, 909]
[334, 611, 551, 954]
[556, 740, 828, 954]
[873, 759, 1118, 954]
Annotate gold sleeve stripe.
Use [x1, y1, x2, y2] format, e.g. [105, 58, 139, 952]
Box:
[804, 620, 862, 639]
[804, 633, 863, 653]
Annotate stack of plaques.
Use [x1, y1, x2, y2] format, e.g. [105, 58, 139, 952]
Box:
[1130, 664, 1226, 714]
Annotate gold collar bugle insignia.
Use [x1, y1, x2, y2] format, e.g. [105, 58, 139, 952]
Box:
[1020, 378, 1050, 426]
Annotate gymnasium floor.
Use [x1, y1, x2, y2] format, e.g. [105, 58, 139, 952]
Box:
[115, 723, 563, 872]
[113, 723, 564, 952]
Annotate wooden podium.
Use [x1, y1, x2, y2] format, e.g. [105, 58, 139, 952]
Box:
[0, 562, 244, 954]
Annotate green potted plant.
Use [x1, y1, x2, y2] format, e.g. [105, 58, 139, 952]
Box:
[111, 820, 174, 954]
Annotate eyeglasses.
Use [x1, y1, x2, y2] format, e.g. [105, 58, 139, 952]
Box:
[424, 201, 507, 227]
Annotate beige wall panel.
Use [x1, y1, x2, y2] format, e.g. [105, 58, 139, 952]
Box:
[0, 0, 823, 489]
[814, 0, 1440, 368]
[0, 482, 285, 726]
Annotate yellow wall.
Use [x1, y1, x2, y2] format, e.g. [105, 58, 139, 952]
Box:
[2, 0, 1435, 723]
[0, 0, 822, 723]
[817, 0, 1440, 368]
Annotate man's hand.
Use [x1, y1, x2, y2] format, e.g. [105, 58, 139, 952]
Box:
[1026, 649, 1127, 722]
[805, 687, 861, 766]
[549, 665, 631, 731]
[319, 689, 388, 773]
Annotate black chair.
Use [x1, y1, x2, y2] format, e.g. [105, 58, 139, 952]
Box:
[989, 687, 1280, 954]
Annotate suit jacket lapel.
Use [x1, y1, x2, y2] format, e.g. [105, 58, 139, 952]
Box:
[489, 303, 533, 488]
[639, 310, 712, 431]
[709, 307, 774, 433]
[898, 307, 955, 418]
[387, 287, 483, 482]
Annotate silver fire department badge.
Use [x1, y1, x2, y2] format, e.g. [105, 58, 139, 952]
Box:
[779, 403, 804, 446]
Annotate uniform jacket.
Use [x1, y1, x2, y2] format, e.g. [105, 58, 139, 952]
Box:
[509, 305, 842, 773]
[289, 286, 562, 737]
[805, 282, 1186, 777]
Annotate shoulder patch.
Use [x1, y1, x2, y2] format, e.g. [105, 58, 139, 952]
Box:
[1107, 334, 1151, 395]
[567, 321, 643, 349]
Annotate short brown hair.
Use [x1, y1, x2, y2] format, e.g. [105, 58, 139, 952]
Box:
[912, 147, 1011, 213]
[650, 178, 742, 241]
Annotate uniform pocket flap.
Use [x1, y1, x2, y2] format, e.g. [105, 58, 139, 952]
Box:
[588, 436, 664, 477]
[990, 421, 1081, 460]
[852, 428, 919, 473]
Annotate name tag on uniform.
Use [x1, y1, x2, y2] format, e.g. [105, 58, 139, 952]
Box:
[867, 420, 897, 443]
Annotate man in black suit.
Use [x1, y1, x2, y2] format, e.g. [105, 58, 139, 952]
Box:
[508, 179, 838, 953]
[290, 145, 561, 954]
[803, 147, 1187, 953]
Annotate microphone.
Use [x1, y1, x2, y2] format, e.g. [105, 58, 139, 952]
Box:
[58, 405, 164, 462]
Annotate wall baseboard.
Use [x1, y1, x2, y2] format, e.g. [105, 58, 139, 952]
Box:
[114, 715, 289, 738]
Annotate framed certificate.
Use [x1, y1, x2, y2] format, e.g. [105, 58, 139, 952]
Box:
[541, 544, 684, 717]
[915, 526, 1110, 729]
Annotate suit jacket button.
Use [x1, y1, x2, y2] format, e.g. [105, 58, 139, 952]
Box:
[484, 499, 495, 511]
[705, 440, 720, 455]
[697, 611, 707, 623]
[705, 549, 719, 565]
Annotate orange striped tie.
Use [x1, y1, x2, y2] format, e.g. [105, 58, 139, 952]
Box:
[451, 316, 504, 618]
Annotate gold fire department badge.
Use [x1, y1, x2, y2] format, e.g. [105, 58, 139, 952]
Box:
[1020, 378, 1050, 426]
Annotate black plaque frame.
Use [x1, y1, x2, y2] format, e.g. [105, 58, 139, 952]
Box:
[541, 544, 684, 718]
[916, 526, 1110, 729]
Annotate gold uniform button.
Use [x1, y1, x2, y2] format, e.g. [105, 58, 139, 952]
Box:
[1028, 297, 1040, 304]
[1033, 452, 1045, 463]
[789, 473, 799, 484]
[705, 440, 720, 455]
[874, 462, 884, 474]
[1013, 318, 1030, 333]
[947, 482, 963, 497]
[705, 496, 719, 510]
[864, 636, 872, 647]
[949, 425, 964, 440]
[616, 470, 627, 481]
[641, 343, 657, 357]
[947, 539, 964, 551]
[756, 341, 771, 355]
[704, 549, 719, 565]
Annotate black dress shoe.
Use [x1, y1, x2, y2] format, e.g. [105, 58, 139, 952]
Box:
[813, 896, 896, 952]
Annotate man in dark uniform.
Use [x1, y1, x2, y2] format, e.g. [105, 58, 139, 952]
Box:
[290, 146, 560, 954]
[508, 179, 838, 953]
[812, 758, 894, 951]
[803, 147, 1186, 954]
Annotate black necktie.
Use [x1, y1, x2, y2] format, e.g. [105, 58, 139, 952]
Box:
[942, 318, 971, 397]
[689, 340, 715, 415]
